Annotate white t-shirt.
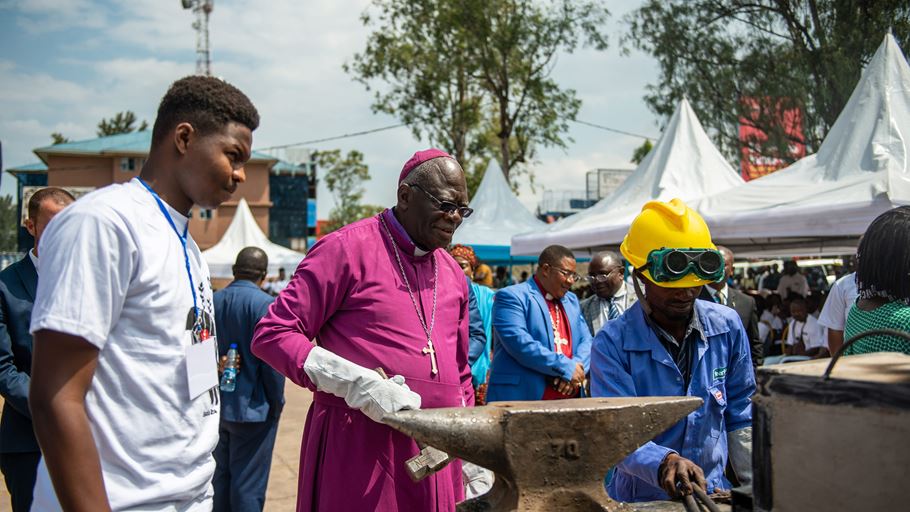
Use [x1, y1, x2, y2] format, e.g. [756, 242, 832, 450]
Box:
[818, 273, 859, 331]
[760, 310, 784, 331]
[777, 273, 809, 298]
[785, 315, 826, 350]
[30, 178, 219, 511]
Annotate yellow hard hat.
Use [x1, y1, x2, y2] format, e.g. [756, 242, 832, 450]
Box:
[620, 198, 718, 288]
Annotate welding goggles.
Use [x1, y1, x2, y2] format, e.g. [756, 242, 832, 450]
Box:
[639, 248, 724, 284]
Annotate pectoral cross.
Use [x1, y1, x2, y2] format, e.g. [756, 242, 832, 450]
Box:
[422, 338, 439, 375]
[554, 335, 569, 353]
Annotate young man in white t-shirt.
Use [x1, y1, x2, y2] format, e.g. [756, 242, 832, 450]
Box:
[817, 272, 859, 355]
[28, 76, 259, 511]
[785, 297, 828, 358]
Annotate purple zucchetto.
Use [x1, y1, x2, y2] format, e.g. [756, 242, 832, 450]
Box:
[398, 148, 454, 183]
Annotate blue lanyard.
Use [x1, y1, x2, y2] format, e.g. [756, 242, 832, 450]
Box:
[136, 179, 198, 324]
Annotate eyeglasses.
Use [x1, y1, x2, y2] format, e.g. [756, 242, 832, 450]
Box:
[586, 267, 623, 284]
[409, 184, 473, 218]
[548, 265, 581, 282]
[641, 248, 724, 283]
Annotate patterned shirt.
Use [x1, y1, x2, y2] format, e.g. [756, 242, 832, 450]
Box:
[843, 301, 910, 356]
[645, 309, 706, 390]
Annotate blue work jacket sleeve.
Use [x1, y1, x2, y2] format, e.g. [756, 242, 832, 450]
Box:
[467, 281, 486, 366]
[492, 288, 576, 381]
[723, 321, 755, 432]
[591, 329, 675, 488]
[572, 305, 593, 373]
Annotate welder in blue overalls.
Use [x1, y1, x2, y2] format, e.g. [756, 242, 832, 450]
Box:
[590, 198, 754, 502]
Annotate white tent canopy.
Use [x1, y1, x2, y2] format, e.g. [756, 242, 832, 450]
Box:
[451, 161, 547, 263]
[202, 198, 305, 279]
[511, 98, 743, 255]
[695, 34, 910, 256]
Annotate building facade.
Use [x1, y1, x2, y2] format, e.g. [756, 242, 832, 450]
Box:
[269, 160, 316, 252]
[9, 131, 277, 251]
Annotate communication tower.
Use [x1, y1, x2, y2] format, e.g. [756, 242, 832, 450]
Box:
[181, 0, 214, 76]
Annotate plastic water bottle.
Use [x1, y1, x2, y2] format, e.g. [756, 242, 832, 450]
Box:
[220, 344, 239, 392]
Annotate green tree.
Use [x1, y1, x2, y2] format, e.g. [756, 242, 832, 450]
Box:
[625, 1, 910, 164]
[631, 139, 653, 165]
[97, 111, 149, 137]
[0, 195, 18, 252]
[317, 149, 382, 234]
[348, 0, 610, 186]
[50, 132, 69, 145]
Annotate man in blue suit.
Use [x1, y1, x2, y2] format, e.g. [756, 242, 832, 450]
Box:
[0, 187, 73, 511]
[213, 247, 284, 512]
[487, 245, 591, 402]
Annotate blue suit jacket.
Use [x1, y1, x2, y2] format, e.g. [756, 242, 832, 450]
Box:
[214, 280, 284, 422]
[466, 276, 487, 366]
[487, 279, 592, 402]
[590, 300, 755, 502]
[0, 255, 39, 453]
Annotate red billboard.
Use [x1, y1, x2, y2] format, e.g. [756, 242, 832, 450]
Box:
[739, 98, 806, 181]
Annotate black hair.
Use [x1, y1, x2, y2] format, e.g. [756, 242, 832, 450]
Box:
[538, 245, 574, 266]
[232, 246, 268, 281]
[28, 187, 75, 220]
[856, 206, 910, 304]
[151, 76, 259, 145]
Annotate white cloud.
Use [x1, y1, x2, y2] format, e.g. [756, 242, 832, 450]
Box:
[6, 0, 107, 33]
[0, 0, 666, 221]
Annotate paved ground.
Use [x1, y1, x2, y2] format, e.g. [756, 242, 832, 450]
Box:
[0, 380, 312, 512]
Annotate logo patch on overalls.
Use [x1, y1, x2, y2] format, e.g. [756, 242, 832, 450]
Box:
[713, 367, 727, 381]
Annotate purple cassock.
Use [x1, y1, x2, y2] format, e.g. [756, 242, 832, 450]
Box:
[251, 208, 474, 512]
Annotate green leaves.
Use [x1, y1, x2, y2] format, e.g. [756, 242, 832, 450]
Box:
[347, 0, 610, 188]
[626, 0, 910, 166]
[316, 149, 378, 234]
[96, 111, 148, 137]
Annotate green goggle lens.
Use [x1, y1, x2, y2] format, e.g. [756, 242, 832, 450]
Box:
[642, 248, 724, 283]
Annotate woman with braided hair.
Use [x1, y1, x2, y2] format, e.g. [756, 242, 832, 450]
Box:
[843, 206, 910, 355]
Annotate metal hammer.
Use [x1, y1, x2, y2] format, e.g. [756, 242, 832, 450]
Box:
[384, 396, 703, 511]
[374, 367, 453, 481]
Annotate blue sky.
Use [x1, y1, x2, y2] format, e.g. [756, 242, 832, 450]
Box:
[0, 0, 662, 217]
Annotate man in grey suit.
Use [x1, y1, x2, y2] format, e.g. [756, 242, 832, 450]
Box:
[579, 251, 636, 336]
[0, 187, 73, 511]
[699, 245, 763, 370]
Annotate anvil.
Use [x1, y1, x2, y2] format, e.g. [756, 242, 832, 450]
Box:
[384, 396, 703, 511]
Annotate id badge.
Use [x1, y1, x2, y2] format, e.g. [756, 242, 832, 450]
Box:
[186, 334, 218, 400]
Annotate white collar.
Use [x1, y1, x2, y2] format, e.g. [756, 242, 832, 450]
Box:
[29, 249, 39, 273]
[707, 283, 728, 299]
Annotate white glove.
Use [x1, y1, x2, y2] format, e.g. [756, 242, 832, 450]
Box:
[727, 427, 753, 487]
[303, 346, 421, 423]
[462, 461, 494, 500]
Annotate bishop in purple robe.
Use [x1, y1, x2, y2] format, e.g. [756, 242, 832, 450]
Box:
[251, 149, 475, 511]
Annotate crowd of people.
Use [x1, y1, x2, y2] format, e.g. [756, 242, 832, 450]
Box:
[0, 75, 907, 512]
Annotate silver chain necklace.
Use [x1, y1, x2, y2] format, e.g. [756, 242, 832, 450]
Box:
[379, 214, 439, 374]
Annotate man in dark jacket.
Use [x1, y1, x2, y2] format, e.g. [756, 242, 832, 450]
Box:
[213, 247, 284, 511]
[699, 245, 763, 369]
[0, 187, 73, 511]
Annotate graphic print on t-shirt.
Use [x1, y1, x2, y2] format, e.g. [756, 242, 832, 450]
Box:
[185, 276, 218, 407]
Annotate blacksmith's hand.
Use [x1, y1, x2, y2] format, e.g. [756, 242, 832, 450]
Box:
[659, 453, 706, 498]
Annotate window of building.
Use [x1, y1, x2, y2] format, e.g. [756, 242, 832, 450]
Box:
[119, 158, 146, 172]
[289, 237, 307, 251]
